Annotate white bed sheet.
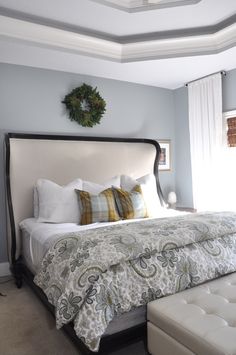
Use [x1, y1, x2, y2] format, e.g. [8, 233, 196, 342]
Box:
[20, 208, 187, 274]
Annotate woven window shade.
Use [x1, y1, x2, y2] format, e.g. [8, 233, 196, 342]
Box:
[227, 117, 236, 147]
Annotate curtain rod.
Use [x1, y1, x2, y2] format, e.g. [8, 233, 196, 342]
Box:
[185, 70, 226, 87]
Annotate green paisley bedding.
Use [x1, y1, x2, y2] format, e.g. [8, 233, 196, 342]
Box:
[34, 211, 236, 352]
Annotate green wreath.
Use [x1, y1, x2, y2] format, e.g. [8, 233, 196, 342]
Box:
[62, 83, 106, 127]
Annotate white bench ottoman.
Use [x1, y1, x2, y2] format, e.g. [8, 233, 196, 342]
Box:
[147, 273, 236, 355]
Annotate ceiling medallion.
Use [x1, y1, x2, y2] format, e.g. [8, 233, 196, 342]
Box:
[91, 0, 202, 12]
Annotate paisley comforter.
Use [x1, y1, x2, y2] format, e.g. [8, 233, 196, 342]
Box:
[34, 211, 236, 352]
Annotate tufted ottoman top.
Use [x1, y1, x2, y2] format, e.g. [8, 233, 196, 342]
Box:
[148, 273, 236, 355]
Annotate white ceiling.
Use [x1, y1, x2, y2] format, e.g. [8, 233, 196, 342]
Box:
[0, 0, 236, 89]
[0, 0, 235, 36]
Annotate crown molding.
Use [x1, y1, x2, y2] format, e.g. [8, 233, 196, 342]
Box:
[0, 14, 236, 63]
[0, 6, 116, 43]
[120, 14, 236, 43]
[0, 6, 235, 44]
[122, 23, 236, 61]
[0, 15, 122, 61]
[91, 0, 202, 13]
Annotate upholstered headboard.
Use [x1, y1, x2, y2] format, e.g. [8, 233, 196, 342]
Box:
[5, 133, 164, 263]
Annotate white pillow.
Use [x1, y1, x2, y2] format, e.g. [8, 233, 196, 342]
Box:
[121, 174, 162, 217]
[82, 176, 120, 194]
[36, 178, 83, 223]
[33, 187, 39, 218]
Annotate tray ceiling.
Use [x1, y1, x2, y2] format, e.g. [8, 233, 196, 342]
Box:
[0, 0, 235, 89]
[0, 0, 235, 36]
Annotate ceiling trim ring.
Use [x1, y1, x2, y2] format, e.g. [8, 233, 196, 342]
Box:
[0, 15, 236, 63]
[91, 0, 202, 13]
[0, 7, 235, 45]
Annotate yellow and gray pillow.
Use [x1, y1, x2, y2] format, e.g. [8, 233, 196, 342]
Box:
[112, 185, 148, 220]
[75, 188, 120, 225]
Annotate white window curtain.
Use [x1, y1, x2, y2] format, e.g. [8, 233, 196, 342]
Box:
[188, 73, 223, 211]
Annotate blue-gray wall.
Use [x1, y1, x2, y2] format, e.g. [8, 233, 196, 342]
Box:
[223, 68, 236, 111]
[0, 63, 176, 262]
[174, 86, 193, 208]
[174, 68, 236, 208]
[1, 64, 236, 263]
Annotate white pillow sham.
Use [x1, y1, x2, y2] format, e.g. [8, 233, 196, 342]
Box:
[82, 176, 121, 194]
[34, 176, 121, 223]
[36, 178, 83, 223]
[121, 174, 162, 217]
[33, 187, 39, 218]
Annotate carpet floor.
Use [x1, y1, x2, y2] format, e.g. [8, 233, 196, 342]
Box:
[0, 277, 147, 355]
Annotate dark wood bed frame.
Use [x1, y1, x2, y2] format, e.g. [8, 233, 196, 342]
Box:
[5, 133, 165, 354]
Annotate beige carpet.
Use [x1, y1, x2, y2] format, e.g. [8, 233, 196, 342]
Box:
[0, 278, 147, 355]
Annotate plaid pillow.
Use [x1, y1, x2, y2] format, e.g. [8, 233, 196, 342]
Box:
[75, 188, 120, 225]
[112, 185, 148, 220]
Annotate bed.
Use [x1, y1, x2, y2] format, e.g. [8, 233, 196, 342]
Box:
[5, 133, 236, 354]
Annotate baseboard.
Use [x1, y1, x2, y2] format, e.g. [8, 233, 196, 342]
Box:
[0, 262, 11, 277]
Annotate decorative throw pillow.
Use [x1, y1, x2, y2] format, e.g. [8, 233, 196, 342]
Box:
[36, 178, 83, 223]
[112, 185, 148, 220]
[121, 174, 162, 217]
[75, 188, 120, 225]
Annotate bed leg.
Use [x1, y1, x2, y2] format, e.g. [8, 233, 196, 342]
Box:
[12, 261, 23, 288]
